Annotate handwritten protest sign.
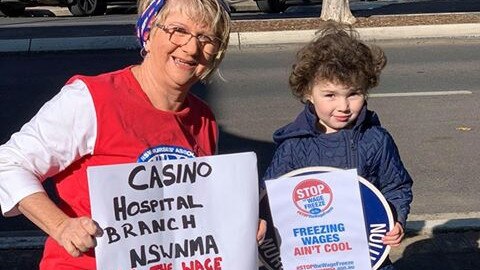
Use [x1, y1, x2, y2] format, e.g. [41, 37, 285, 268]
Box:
[87, 152, 259, 270]
[264, 169, 371, 270]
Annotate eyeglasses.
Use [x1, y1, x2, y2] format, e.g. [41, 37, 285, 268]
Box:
[156, 24, 222, 55]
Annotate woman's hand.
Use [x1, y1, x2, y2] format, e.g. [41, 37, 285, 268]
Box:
[382, 222, 405, 247]
[257, 219, 267, 245]
[53, 217, 103, 257]
[18, 192, 103, 257]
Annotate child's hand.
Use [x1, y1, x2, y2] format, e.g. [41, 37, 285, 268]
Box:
[257, 219, 267, 245]
[382, 222, 404, 247]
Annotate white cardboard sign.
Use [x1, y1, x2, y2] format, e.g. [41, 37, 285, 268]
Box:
[265, 169, 372, 270]
[87, 152, 259, 270]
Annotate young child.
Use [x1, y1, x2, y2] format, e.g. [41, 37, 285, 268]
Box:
[263, 22, 413, 269]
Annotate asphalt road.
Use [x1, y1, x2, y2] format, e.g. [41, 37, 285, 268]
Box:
[0, 40, 480, 269]
[216, 40, 480, 216]
[1, 38, 479, 228]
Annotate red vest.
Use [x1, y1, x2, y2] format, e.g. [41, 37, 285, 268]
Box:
[40, 67, 218, 269]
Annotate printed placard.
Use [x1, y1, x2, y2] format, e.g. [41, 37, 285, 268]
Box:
[264, 169, 371, 270]
[87, 152, 259, 270]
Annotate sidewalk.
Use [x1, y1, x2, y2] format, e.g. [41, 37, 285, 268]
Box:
[1, 2, 480, 52]
[1, 19, 480, 52]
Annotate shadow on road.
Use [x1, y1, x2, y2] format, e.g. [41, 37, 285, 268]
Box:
[0, 50, 277, 233]
[190, 81, 276, 175]
[394, 220, 480, 270]
[22, 8, 56, 17]
[218, 126, 275, 175]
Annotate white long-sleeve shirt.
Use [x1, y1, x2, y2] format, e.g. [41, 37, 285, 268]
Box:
[0, 80, 97, 217]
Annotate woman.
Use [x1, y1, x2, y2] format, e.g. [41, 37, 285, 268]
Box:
[0, 0, 264, 268]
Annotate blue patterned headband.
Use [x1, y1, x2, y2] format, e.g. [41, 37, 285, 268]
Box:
[136, 0, 230, 48]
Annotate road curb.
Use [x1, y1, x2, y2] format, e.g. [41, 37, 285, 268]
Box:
[231, 23, 480, 46]
[406, 212, 480, 235]
[1, 23, 480, 53]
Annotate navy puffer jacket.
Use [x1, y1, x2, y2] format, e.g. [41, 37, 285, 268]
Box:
[263, 102, 413, 226]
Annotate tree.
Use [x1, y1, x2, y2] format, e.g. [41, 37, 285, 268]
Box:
[320, 0, 357, 25]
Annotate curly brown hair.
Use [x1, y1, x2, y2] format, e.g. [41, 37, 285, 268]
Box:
[289, 22, 387, 102]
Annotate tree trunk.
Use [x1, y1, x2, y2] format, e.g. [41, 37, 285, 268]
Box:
[320, 0, 357, 25]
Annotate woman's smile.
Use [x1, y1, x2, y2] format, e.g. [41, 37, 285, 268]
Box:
[172, 56, 198, 70]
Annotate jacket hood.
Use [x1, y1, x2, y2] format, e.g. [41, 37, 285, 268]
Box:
[273, 102, 381, 144]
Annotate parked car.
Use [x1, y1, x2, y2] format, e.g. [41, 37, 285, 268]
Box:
[0, 0, 133, 17]
[0, 0, 27, 16]
[255, 0, 286, 13]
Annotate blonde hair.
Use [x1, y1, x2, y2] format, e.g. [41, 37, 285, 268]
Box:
[137, 0, 231, 81]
